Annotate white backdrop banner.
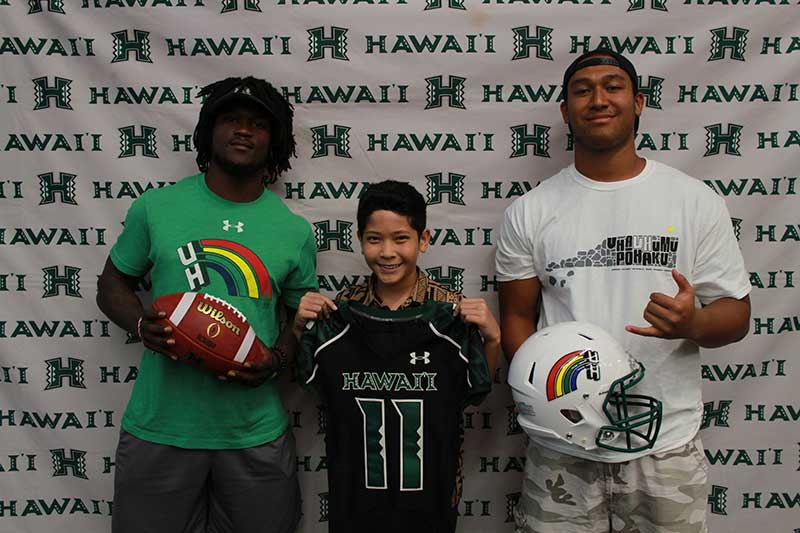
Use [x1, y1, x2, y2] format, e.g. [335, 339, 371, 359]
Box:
[0, 1, 798, 532]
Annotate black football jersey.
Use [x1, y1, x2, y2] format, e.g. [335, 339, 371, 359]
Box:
[298, 301, 491, 533]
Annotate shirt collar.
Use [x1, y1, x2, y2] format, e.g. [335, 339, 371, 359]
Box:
[366, 268, 429, 309]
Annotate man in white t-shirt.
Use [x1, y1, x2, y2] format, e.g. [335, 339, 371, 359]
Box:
[496, 48, 751, 533]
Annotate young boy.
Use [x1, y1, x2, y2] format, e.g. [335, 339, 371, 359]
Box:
[293, 180, 500, 532]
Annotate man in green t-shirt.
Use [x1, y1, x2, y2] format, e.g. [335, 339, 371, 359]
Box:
[96, 77, 318, 533]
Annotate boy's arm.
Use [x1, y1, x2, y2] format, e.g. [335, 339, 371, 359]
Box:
[292, 292, 338, 339]
[482, 340, 501, 378]
[456, 298, 501, 376]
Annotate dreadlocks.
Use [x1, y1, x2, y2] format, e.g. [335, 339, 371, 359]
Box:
[193, 77, 296, 184]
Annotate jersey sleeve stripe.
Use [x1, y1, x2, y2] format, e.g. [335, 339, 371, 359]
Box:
[428, 322, 472, 388]
[306, 323, 351, 385]
[314, 323, 351, 360]
[428, 323, 468, 364]
[305, 363, 319, 385]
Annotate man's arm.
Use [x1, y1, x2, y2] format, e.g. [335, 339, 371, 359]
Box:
[498, 277, 542, 360]
[96, 256, 144, 334]
[626, 269, 751, 348]
[96, 256, 175, 354]
[689, 295, 750, 348]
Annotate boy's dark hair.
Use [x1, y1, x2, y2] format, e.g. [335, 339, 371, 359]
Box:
[193, 76, 296, 184]
[357, 180, 427, 237]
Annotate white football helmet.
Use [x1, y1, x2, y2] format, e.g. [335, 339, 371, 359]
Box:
[508, 321, 662, 453]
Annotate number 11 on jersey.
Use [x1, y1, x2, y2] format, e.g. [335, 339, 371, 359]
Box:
[356, 398, 424, 491]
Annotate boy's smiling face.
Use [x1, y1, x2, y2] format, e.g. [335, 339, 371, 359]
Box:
[359, 209, 430, 292]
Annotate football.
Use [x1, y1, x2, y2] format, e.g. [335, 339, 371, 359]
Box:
[152, 292, 273, 376]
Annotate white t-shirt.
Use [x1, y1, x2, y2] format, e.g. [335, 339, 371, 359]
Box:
[496, 159, 751, 462]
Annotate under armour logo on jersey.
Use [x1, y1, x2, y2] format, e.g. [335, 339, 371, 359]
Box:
[223, 220, 244, 233]
[409, 351, 431, 365]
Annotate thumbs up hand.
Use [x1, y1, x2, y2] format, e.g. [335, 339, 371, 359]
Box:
[625, 269, 698, 341]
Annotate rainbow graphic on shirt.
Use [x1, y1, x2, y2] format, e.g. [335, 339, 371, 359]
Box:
[546, 349, 600, 401]
[177, 239, 272, 300]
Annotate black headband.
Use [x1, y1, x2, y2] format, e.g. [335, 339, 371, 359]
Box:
[562, 51, 639, 94]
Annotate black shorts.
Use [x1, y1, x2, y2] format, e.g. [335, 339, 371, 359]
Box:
[112, 429, 301, 533]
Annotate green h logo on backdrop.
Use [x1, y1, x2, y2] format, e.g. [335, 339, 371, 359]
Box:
[730, 217, 743, 241]
[42, 266, 81, 298]
[424, 0, 465, 10]
[28, 0, 65, 14]
[39, 172, 78, 205]
[709, 27, 748, 61]
[308, 27, 348, 61]
[318, 493, 329, 522]
[505, 493, 522, 523]
[426, 172, 465, 205]
[51, 449, 88, 479]
[627, 0, 667, 11]
[701, 400, 732, 428]
[39, 172, 77, 205]
[32, 77, 73, 110]
[637, 76, 664, 110]
[425, 75, 466, 110]
[45, 357, 86, 389]
[314, 220, 354, 252]
[311, 125, 351, 158]
[119, 125, 158, 158]
[425, 266, 464, 292]
[220, 0, 261, 12]
[506, 405, 522, 435]
[512, 26, 554, 61]
[111, 29, 153, 63]
[707, 485, 729, 515]
[317, 405, 328, 434]
[704, 123, 743, 156]
[510, 124, 550, 158]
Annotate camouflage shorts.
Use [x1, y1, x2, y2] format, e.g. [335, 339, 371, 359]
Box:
[514, 436, 709, 533]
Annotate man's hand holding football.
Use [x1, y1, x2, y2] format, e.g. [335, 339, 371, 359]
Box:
[138, 308, 177, 358]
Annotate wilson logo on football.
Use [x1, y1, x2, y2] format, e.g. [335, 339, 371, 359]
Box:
[196, 302, 242, 336]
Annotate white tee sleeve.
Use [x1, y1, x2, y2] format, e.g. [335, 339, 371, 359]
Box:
[495, 200, 538, 282]
[692, 192, 751, 304]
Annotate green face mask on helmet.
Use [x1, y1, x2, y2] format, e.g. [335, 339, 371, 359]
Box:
[509, 321, 662, 453]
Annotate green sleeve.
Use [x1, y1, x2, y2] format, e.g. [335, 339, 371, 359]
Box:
[109, 195, 151, 277]
[281, 225, 319, 309]
[463, 324, 492, 406]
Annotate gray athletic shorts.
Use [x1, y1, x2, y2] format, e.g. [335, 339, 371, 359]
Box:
[515, 435, 709, 533]
[112, 428, 301, 533]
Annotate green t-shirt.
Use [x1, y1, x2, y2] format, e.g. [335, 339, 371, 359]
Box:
[110, 173, 318, 449]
